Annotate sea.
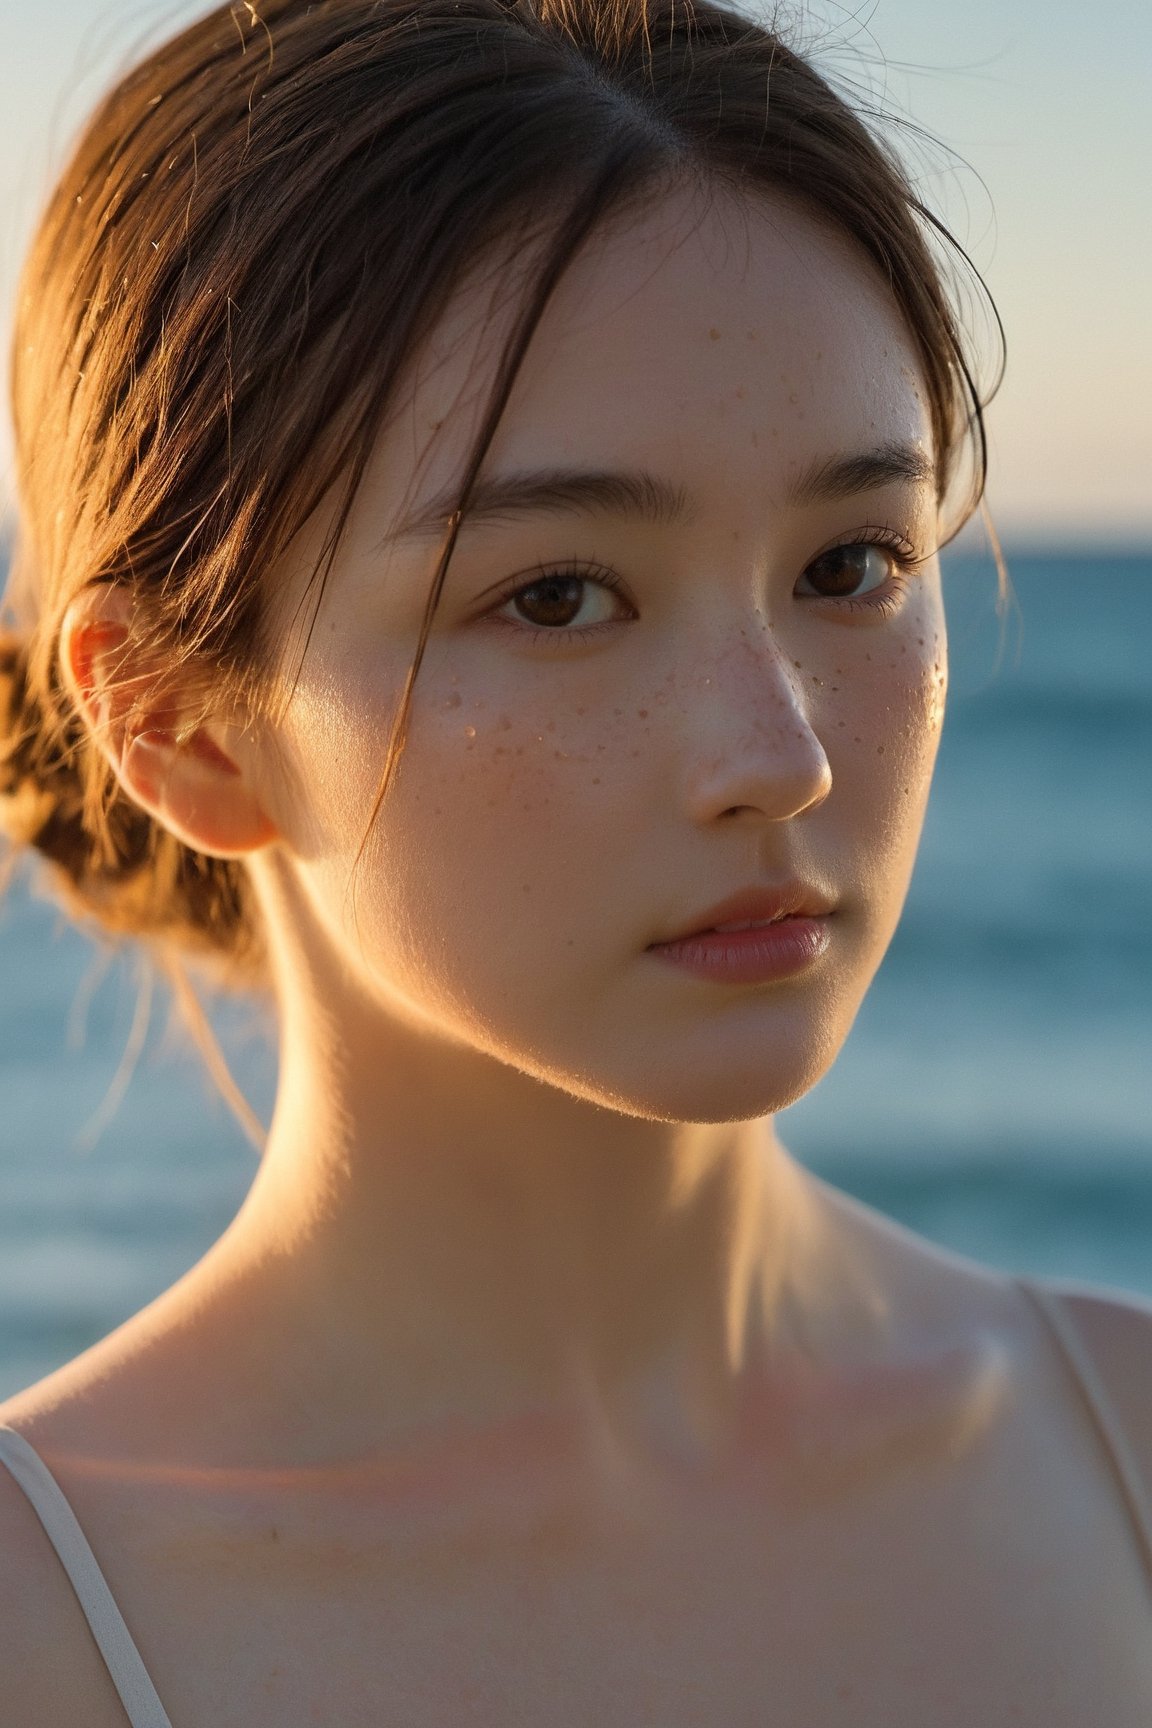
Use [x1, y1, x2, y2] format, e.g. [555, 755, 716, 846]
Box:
[1, 547, 1150, 1398]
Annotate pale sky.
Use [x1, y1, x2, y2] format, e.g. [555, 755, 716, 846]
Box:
[0, 0, 1148, 543]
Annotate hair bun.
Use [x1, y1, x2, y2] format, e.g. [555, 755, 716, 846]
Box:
[1, 627, 259, 977]
[0, 627, 84, 851]
[0, 629, 42, 802]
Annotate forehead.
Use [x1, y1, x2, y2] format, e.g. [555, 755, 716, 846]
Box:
[378, 181, 932, 532]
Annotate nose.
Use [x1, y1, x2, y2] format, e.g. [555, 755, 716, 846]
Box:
[677, 625, 832, 825]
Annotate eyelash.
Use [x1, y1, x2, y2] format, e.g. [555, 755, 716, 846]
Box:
[483, 527, 923, 646]
[809, 525, 922, 617]
[484, 561, 630, 648]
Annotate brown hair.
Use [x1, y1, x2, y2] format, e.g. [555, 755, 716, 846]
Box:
[0, 0, 1003, 982]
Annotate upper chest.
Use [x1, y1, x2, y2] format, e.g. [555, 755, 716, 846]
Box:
[54, 1386, 1152, 1728]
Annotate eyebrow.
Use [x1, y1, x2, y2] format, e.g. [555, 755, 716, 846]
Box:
[787, 439, 936, 506]
[394, 468, 691, 539]
[392, 439, 934, 539]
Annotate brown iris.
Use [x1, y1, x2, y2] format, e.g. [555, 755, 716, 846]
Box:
[512, 574, 586, 628]
[804, 543, 889, 598]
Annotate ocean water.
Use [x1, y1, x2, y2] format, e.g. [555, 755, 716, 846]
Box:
[1, 548, 1150, 1398]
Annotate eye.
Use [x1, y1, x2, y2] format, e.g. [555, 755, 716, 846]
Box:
[486, 564, 632, 640]
[795, 531, 920, 611]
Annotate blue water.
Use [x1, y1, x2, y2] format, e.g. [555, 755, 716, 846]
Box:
[1, 549, 1150, 1397]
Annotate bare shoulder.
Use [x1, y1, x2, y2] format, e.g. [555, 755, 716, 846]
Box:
[0, 1415, 131, 1725]
[1036, 1280, 1152, 1501]
[841, 1176, 1152, 1511]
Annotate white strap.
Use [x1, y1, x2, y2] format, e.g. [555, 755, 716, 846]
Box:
[0, 1425, 174, 1728]
[1017, 1278, 1152, 1596]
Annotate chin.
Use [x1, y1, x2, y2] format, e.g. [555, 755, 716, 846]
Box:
[541, 1037, 839, 1125]
[645, 1066, 832, 1125]
[652, 1000, 851, 1122]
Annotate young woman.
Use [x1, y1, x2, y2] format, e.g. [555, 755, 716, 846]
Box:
[1, 0, 1150, 1721]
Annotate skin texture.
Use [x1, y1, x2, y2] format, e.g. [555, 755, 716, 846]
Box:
[7, 182, 1152, 1727]
[61, 184, 953, 1447]
[266, 187, 945, 1127]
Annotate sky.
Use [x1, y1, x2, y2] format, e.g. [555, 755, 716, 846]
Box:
[0, 0, 1148, 545]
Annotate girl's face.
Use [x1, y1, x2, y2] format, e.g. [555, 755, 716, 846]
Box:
[260, 184, 946, 1123]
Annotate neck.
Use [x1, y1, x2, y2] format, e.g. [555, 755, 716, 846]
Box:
[207, 896, 824, 1465]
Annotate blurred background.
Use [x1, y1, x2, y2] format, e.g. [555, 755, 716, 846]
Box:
[1, 0, 1149, 1397]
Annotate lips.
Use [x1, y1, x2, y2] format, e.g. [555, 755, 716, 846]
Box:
[649, 884, 833, 946]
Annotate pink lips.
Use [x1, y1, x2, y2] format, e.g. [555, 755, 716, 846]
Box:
[646, 884, 834, 984]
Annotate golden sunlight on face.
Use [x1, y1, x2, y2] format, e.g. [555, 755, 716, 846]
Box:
[263, 183, 947, 1123]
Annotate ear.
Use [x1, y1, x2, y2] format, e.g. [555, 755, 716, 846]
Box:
[60, 585, 280, 858]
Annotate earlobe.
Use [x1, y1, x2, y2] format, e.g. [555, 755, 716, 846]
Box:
[60, 590, 281, 859]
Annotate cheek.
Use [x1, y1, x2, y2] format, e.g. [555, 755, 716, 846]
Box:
[819, 600, 947, 895]
[390, 683, 632, 934]
[282, 653, 632, 1013]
